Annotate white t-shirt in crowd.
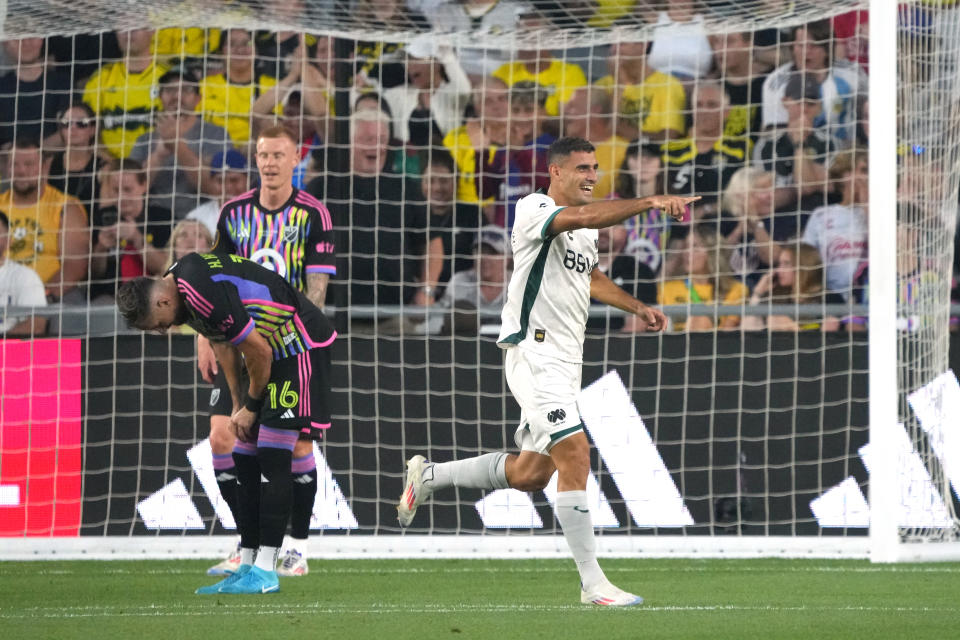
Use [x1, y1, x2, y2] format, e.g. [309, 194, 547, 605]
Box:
[648, 12, 713, 79]
[185, 199, 221, 239]
[0, 259, 47, 333]
[802, 203, 868, 297]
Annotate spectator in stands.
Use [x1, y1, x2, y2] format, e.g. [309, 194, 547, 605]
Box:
[648, 3, 713, 79]
[0, 37, 72, 148]
[428, 0, 528, 77]
[0, 209, 48, 336]
[130, 66, 233, 219]
[305, 109, 428, 316]
[443, 76, 509, 209]
[165, 218, 214, 270]
[659, 224, 748, 331]
[198, 29, 278, 148]
[615, 142, 670, 275]
[492, 10, 587, 117]
[662, 81, 751, 220]
[709, 31, 769, 139]
[90, 159, 173, 300]
[185, 149, 250, 238]
[83, 29, 168, 159]
[47, 33, 121, 88]
[437, 225, 512, 331]
[801, 149, 868, 300]
[48, 102, 101, 216]
[754, 72, 836, 214]
[383, 38, 472, 150]
[562, 86, 626, 201]
[596, 41, 686, 142]
[413, 151, 483, 307]
[250, 34, 330, 143]
[761, 19, 866, 147]
[855, 96, 869, 147]
[588, 223, 657, 333]
[479, 81, 553, 227]
[741, 242, 843, 332]
[722, 166, 788, 286]
[0, 137, 88, 303]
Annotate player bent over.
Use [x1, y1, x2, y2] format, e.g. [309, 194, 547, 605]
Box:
[117, 251, 335, 594]
[398, 137, 698, 607]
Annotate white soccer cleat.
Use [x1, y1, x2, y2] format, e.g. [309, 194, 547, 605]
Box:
[580, 581, 644, 607]
[276, 549, 309, 577]
[207, 543, 242, 576]
[397, 455, 432, 527]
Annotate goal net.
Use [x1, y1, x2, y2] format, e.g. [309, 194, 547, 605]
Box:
[1, 0, 959, 560]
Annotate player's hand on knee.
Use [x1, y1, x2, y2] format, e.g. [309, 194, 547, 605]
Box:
[231, 407, 256, 441]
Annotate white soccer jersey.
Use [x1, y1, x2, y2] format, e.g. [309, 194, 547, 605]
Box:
[498, 192, 598, 363]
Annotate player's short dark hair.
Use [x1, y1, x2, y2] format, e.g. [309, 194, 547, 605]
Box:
[117, 277, 157, 330]
[547, 137, 596, 166]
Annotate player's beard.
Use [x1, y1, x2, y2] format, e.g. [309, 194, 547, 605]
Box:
[173, 301, 191, 326]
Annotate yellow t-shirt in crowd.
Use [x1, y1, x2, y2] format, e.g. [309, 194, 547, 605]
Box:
[0, 185, 87, 284]
[153, 28, 222, 59]
[596, 72, 687, 136]
[197, 73, 279, 145]
[493, 59, 588, 117]
[659, 278, 748, 331]
[592, 135, 629, 200]
[83, 60, 169, 159]
[442, 125, 499, 205]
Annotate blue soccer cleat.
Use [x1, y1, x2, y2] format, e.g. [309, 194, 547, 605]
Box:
[196, 564, 252, 594]
[218, 565, 280, 594]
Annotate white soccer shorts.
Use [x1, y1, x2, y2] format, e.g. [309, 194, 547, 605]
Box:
[504, 346, 584, 455]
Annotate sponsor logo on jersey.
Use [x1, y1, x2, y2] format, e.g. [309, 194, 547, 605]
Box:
[547, 408, 566, 424]
[209, 388, 220, 407]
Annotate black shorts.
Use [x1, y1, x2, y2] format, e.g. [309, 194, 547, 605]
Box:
[208, 349, 331, 442]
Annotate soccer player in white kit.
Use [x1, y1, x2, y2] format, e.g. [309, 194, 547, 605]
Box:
[398, 137, 698, 606]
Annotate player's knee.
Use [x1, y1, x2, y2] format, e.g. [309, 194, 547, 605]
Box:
[209, 417, 235, 454]
[292, 438, 313, 458]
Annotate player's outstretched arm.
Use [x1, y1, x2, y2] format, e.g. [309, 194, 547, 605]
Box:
[547, 195, 700, 236]
[589, 269, 668, 332]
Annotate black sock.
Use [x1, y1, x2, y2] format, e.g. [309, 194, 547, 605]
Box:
[291, 468, 318, 540]
[215, 465, 241, 526]
[232, 452, 262, 550]
[257, 447, 294, 549]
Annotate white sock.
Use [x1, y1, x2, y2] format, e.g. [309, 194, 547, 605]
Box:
[239, 547, 257, 566]
[425, 452, 509, 491]
[254, 545, 280, 572]
[288, 536, 308, 556]
[555, 491, 606, 591]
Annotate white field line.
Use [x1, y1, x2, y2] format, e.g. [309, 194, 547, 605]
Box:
[3, 602, 960, 619]
[5, 564, 960, 577]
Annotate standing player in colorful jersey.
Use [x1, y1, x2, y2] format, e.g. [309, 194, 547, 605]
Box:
[117, 252, 336, 594]
[398, 137, 698, 606]
[201, 125, 335, 578]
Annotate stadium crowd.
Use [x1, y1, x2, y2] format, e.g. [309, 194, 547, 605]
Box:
[0, 2, 953, 336]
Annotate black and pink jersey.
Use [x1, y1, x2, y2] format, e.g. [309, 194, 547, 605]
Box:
[168, 252, 336, 361]
[213, 187, 336, 292]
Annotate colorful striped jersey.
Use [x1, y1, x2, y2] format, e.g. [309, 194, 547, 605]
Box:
[168, 252, 336, 360]
[213, 187, 336, 292]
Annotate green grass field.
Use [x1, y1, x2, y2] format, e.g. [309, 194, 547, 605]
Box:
[2, 558, 959, 639]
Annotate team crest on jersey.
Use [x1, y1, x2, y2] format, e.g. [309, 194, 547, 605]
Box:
[282, 225, 299, 243]
[209, 388, 220, 407]
[534, 329, 546, 343]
